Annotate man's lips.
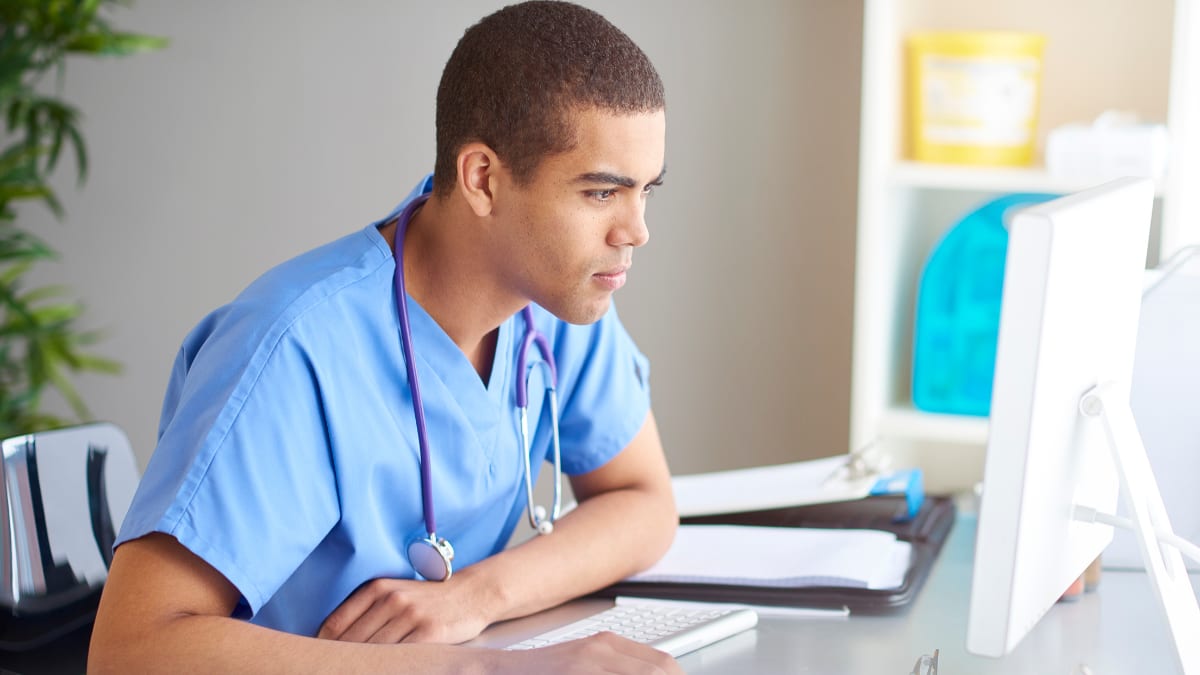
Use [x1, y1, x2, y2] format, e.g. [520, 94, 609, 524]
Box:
[593, 265, 629, 290]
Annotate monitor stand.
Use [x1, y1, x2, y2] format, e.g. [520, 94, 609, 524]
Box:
[1081, 382, 1200, 674]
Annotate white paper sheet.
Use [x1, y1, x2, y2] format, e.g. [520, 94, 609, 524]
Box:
[629, 525, 911, 590]
[671, 455, 878, 518]
[614, 595, 851, 620]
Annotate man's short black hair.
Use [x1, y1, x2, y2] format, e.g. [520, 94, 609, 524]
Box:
[433, 1, 665, 196]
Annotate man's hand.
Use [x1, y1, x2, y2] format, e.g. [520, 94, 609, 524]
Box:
[496, 633, 683, 675]
[316, 583, 684, 673]
[318, 576, 492, 644]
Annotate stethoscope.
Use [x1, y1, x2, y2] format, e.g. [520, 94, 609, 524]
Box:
[392, 194, 563, 582]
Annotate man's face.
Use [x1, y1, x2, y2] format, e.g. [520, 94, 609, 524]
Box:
[492, 107, 666, 325]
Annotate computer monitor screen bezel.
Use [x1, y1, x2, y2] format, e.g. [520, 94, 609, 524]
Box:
[965, 177, 1154, 657]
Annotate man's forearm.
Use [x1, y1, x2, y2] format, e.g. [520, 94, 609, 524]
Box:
[92, 528, 681, 674]
[90, 610, 505, 674]
[460, 468, 677, 625]
[91, 535, 503, 673]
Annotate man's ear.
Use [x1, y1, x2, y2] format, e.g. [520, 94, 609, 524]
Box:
[456, 143, 502, 217]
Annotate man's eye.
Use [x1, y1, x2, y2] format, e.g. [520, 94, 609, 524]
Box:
[588, 189, 618, 202]
[642, 183, 658, 197]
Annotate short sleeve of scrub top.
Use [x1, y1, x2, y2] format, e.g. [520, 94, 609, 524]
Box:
[114, 176, 653, 634]
[529, 302, 652, 475]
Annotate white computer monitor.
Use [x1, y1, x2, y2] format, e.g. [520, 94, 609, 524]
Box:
[965, 177, 1200, 672]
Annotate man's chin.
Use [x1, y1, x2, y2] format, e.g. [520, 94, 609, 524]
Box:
[543, 295, 612, 326]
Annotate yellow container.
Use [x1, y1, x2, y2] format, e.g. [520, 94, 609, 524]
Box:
[907, 31, 1046, 166]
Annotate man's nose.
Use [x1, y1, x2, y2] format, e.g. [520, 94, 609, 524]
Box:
[612, 201, 650, 248]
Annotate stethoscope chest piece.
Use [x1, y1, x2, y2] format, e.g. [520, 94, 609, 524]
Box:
[408, 534, 455, 581]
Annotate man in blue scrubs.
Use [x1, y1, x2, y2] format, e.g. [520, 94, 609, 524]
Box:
[89, 3, 680, 673]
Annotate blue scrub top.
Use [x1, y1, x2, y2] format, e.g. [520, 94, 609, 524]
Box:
[117, 177, 652, 636]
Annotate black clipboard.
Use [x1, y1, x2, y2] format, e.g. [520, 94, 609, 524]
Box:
[595, 495, 956, 614]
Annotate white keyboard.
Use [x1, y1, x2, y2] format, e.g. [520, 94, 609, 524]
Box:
[504, 603, 758, 657]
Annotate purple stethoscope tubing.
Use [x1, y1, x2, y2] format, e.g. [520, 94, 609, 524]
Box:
[392, 193, 562, 581]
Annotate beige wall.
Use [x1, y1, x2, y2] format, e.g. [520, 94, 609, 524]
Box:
[25, 1, 862, 476]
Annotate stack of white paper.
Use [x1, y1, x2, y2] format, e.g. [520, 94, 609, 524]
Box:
[629, 525, 911, 590]
[670, 455, 879, 518]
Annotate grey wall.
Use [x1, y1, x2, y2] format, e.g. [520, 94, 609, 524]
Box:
[25, 1, 862, 476]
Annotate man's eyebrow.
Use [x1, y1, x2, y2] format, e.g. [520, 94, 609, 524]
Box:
[574, 171, 637, 188]
[574, 167, 667, 188]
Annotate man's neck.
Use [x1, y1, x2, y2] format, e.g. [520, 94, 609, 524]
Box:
[384, 195, 524, 379]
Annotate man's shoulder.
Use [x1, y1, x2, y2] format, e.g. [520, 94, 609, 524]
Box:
[181, 226, 393, 362]
[240, 225, 392, 315]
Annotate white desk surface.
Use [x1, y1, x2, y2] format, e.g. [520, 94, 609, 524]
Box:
[472, 513, 1199, 674]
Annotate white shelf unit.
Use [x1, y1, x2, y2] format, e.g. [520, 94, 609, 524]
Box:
[892, 161, 1167, 197]
[850, 0, 1200, 494]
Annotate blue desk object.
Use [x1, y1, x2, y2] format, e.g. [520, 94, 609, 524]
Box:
[869, 467, 925, 521]
[912, 193, 1057, 417]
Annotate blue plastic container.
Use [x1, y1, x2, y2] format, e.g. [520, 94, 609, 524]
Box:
[912, 193, 1057, 416]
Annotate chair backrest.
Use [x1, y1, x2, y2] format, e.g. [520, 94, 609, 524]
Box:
[1, 422, 140, 615]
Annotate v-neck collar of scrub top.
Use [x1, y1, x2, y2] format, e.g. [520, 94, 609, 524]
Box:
[397, 282, 514, 416]
[365, 178, 517, 462]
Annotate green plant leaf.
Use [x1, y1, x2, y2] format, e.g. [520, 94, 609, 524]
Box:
[0, 227, 55, 261]
[67, 31, 167, 56]
[29, 302, 83, 325]
[74, 353, 121, 374]
[47, 357, 91, 420]
[65, 122, 87, 179]
[0, 260, 37, 286]
[16, 284, 71, 304]
[0, 142, 47, 173]
[0, 0, 161, 432]
[0, 183, 52, 203]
